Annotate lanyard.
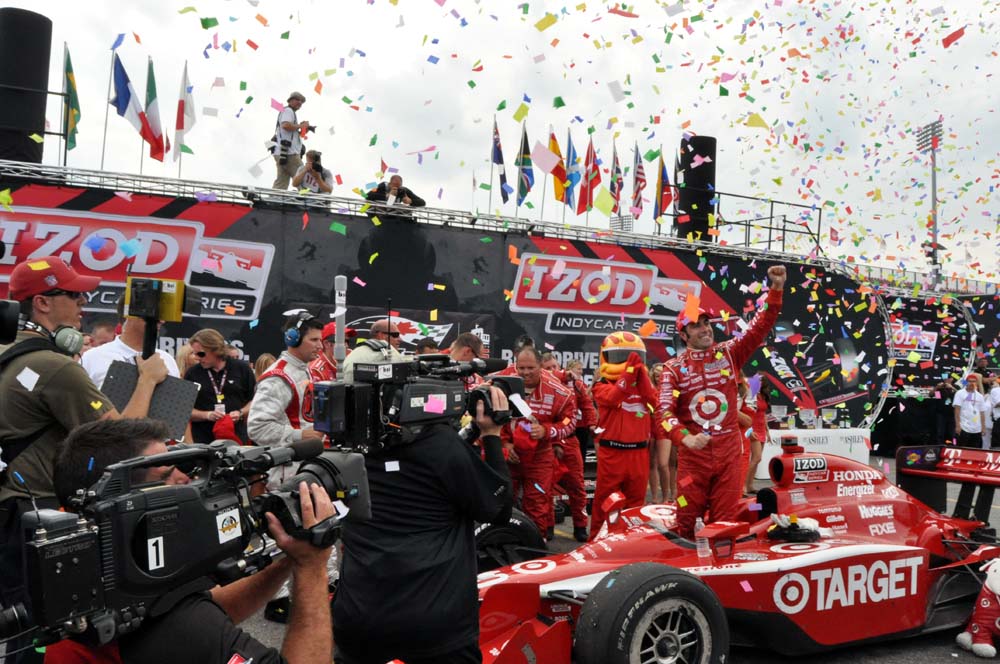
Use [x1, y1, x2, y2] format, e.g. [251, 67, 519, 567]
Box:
[208, 367, 228, 403]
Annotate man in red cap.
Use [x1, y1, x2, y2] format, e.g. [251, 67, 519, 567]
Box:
[657, 265, 786, 539]
[0, 256, 168, 664]
[308, 321, 353, 383]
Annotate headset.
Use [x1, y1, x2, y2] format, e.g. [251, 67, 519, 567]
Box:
[22, 319, 85, 356]
[283, 311, 316, 348]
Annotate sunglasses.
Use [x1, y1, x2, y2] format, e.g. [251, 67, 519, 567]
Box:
[378, 331, 401, 338]
[194, 351, 207, 358]
[42, 289, 84, 299]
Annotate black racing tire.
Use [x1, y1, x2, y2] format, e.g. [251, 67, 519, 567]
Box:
[573, 563, 729, 664]
[474, 508, 547, 573]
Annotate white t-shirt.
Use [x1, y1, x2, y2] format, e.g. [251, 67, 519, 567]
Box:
[80, 336, 181, 390]
[272, 107, 302, 156]
[956, 389, 987, 434]
[294, 164, 333, 193]
[989, 385, 1000, 421]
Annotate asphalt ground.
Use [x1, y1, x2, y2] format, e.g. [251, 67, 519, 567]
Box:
[243, 455, 990, 663]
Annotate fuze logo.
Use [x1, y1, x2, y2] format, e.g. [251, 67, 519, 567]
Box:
[772, 556, 922, 614]
[511, 255, 657, 316]
[833, 470, 881, 482]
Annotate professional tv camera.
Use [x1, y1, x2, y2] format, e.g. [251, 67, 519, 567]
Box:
[0, 439, 369, 649]
[312, 354, 525, 452]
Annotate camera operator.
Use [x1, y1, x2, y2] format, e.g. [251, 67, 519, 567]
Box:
[271, 91, 310, 190]
[43, 418, 334, 664]
[291, 150, 333, 194]
[0, 257, 168, 664]
[333, 385, 513, 664]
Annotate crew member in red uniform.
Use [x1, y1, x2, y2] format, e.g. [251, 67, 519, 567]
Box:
[541, 353, 591, 542]
[308, 322, 353, 383]
[657, 265, 786, 539]
[590, 332, 661, 538]
[502, 346, 578, 539]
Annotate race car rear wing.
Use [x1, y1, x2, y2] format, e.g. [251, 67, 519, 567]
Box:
[896, 445, 1000, 523]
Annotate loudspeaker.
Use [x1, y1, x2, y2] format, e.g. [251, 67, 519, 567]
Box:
[674, 135, 717, 241]
[0, 8, 52, 163]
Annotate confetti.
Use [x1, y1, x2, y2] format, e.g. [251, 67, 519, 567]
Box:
[740, 580, 753, 592]
[16, 367, 39, 391]
[677, 495, 688, 508]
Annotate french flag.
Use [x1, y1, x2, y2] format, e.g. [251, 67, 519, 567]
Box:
[110, 54, 157, 155]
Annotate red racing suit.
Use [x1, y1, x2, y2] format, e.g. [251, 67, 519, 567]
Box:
[590, 358, 659, 536]
[501, 373, 578, 534]
[308, 353, 337, 383]
[549, 370, 590, 528]
[656, 288, 783, 538]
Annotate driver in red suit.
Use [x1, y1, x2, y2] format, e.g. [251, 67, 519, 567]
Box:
[590, 331, 660, 538]
[657, 265, 786, 539]
[501, 346, 578, 539]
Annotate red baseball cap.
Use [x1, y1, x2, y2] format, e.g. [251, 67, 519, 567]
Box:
[676, 307, 710, 329]
[9, 256, 101, 301]
[321, 322, 356, 340]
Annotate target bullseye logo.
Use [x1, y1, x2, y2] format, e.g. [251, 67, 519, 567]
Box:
[689, 388, 726, 429]
[773, 572, 810, 614]
[510, 559, 556, 575]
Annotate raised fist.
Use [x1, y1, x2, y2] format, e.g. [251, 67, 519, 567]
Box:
[767, 265, 787, 290]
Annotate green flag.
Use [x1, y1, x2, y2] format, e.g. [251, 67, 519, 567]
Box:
[64, 47, 81, 150]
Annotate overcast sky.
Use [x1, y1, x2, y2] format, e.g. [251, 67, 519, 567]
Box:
[9, 0, 1000, 283]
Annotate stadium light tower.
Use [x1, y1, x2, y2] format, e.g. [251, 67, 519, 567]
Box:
[916, 119, 943, 289]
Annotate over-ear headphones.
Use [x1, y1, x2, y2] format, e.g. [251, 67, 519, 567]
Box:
[23, 320, 84, 356]
[283, 311, 315, 348]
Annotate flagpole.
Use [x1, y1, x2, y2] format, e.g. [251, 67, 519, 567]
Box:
[487, 115, 495, 212]
[562, 128, 570, 226]
[60, 42, 68, 168]
[100, 51, 114, 171]
[539, 168, 547, 223]
[514, 122, 524, 223]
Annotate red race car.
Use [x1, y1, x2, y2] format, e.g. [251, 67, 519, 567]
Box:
[477, 442, 1000, 663]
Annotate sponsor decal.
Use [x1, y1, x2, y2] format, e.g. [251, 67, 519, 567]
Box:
[793, 456, 830, 483]
[837, 484, 875, 497]
[889, 321, 939, 362]
[510, 254, 707, 337]
[869, 522, 896, 536]
[689, 388, 727, 429]
[881, 486, 901, 499]
[772, 556, 922, 614]
[216, 508, 242, 544]
[770, 542, 831, 554]
[832, 469, 881, 482]
[816, 506, 843, 514]
[826, 515, 845, 524]
[789, 489, 807, 505]
[924, 449, 938, 463]
[858, 504, 894, 520]
[734, 552, 770, 561]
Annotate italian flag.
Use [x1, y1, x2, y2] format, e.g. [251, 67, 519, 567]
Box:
[145, 57, 166, 161]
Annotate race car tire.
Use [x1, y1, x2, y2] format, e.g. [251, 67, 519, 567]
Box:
[474, 508, 547, 573]
[573, 563, 728, 664]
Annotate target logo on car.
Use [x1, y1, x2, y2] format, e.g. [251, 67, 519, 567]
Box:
[772, 555, 923, 615]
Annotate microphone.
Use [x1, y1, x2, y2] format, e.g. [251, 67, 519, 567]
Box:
[288, 437, 324, 461]
[473, 358, 510, 375]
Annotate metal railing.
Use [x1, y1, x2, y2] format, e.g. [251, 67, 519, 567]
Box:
[0, 159, 993, 296]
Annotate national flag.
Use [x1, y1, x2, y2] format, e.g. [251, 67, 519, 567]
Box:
[380, 157, 388, 174]
[144, 57, 166, 161]
[564, 131, 580, 210]
[514, 124, 534, 206]
[631, 142, 646, 218]
[174, 61, 196, 160]
[110, 54, 158, 156]
[491, 118, 509, 204]
[63, 46, 81, 151]
[576, 137, 601, 214]
[609, 143, 624, 214]
[653, 154, 674, 221]
[549, 127, 568, 203]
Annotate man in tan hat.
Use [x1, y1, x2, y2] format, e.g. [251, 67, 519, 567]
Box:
[272, 91, 311, 189]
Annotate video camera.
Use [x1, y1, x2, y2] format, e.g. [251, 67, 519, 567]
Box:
[0, 298, 17, 345]
[123, 277, 201, 359]
[312, 354, 526, 452]
[0, 439, 369, 648]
